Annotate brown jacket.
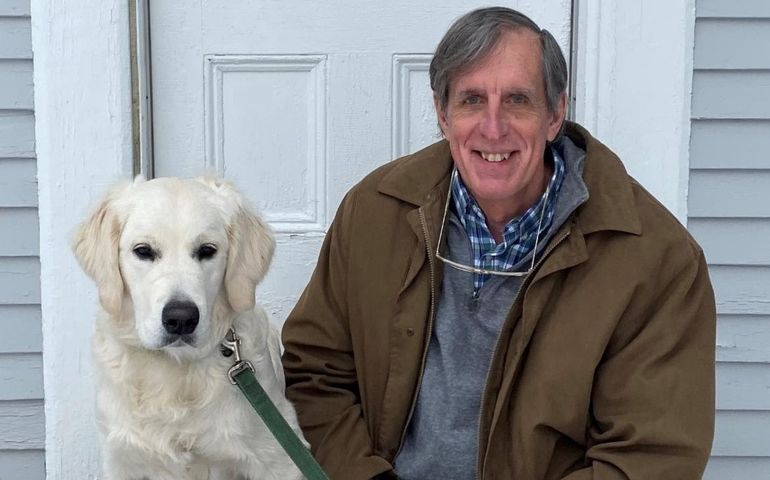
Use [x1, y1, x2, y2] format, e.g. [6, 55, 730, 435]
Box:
[282, 123, 716, 479]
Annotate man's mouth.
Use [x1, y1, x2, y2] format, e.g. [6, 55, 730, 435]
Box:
[477, 151, 512, 163]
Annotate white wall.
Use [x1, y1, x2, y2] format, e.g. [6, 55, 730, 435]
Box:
[573, 0, 695, 223]
[32, 0, 133, 477]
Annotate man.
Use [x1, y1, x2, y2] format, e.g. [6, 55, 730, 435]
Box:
[282, 7, 716, 480]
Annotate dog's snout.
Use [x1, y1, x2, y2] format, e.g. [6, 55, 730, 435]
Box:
[161, 300, 200, 335]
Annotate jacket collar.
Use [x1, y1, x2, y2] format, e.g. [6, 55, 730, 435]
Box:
[377, 140, 454, 207]
[377, 122, 643, 238]
[563, 122, 642, 236]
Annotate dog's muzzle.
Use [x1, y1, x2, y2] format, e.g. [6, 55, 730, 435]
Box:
[162, 300, 200, 336]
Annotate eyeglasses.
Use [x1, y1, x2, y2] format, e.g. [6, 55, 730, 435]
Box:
[434, 169, 550, 277]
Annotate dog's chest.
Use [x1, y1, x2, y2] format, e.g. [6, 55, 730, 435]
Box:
[101, 360, 263, 461]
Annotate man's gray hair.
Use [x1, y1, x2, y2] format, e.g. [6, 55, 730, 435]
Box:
[430, 7, 568, 115]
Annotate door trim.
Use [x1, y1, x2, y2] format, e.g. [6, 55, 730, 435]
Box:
[571, 0, 696, 223]
[129, 0, 154, 178]
[33, 0, 133, 477]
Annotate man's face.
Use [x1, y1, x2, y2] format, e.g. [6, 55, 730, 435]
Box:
[436, 29, 566, 220]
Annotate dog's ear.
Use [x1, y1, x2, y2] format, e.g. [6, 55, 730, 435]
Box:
[225, 205, 275, 312]
[198, 176, 275, 312]
[72, 183, 129, 316]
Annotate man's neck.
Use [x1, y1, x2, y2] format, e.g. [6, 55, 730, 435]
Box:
[480, 163, 553, 244]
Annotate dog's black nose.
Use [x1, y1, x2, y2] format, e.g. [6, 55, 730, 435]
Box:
[161, 300, 199, 335]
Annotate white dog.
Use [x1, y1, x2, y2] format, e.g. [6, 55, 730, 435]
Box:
[73, 176, 305, 480]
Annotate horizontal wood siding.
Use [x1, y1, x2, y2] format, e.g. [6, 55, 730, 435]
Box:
[0, 401, 44, 449]
[0, 450, 44, 479]
[0, 18, 32, 59]
[0, 60, 34, 109]
[690, 120, 770, 169]
[0, 112, 35, 157]
[0, 158, 37, 206]
[0, 305, 41, 353]
[693, 1, 770, 477]
[689, 171, 770, 217]
[697, 0, 770, 19]
[0, 1, 30, 17]
[0, 1, 43, 477]
[0, 208, 39, 256]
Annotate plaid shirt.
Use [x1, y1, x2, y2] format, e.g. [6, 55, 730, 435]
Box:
[451, 148, 565, 292]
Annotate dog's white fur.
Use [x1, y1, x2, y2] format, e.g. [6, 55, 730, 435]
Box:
[73, 176, 305, 480]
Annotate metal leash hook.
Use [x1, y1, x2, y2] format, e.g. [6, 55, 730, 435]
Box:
[222, 327, 255, 384]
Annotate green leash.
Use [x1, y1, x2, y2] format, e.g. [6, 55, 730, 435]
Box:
[223, 329, 330, 480]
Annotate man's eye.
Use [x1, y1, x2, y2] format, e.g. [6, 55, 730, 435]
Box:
[463, 95, 481, 105]
[133, 244, 157, 261]
[508, 94, 528, 104]
[196, 244, 218, 261]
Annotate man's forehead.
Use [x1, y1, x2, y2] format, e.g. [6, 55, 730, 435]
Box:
[448, 31, 544, 93]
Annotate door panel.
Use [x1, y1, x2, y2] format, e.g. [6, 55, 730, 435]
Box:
[150, 0, 571, 323]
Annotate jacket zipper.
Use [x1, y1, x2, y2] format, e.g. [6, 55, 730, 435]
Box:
[393, 206, 438, 460]
[475, 228, 571, 480]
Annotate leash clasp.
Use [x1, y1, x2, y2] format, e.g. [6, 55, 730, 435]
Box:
[222, 327, 255, 384]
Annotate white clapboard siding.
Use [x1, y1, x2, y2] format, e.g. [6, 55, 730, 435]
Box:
[697, 0, 770, 19]
[689, 219, 770, 265]
[709, 266, 770, 315]
[713, 411, 770, 457]
[0, 112, 35, 158]
[717, 362, 770, 410]
[0, 60, 33, 109]
[0, 2, 43, 477]
[0, 450, 45, 479]
[693, 1, 770, 476]
[690, 120, 770, 169]
[689, 171, 770, 218]
[0, 0, 30, 17]
[0, 17, 32, 59]
[692, 71, 770, 119]
[0, 401, 44, 449]
[0, 355, 43, 401]
[0, 208, 39, 256]
[717, 316, 770, 365]
[0, 257, 40, 304]
[0, 158, 37, 206]
[704, 457, 770, 480]
[0, 305, 41, 353]
[694, 19, 770, 70]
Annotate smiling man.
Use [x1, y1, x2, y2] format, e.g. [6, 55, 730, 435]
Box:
[283, 7, 716, 479]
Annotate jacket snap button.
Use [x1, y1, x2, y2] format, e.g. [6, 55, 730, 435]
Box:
[406, 327, 415, 337]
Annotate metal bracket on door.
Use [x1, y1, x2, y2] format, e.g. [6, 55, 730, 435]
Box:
[129, 0, 154, 178]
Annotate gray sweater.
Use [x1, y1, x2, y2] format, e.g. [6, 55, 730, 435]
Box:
[394, 137, 589, 479]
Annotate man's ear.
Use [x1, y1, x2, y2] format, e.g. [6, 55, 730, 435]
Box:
[199, 176, 275, 313]
[72, 183, 129, 316]
[434, 94, 449, 136]
[547, 91, 568, 142]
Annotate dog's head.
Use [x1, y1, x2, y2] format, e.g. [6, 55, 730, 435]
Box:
[73, 176, 274, 357]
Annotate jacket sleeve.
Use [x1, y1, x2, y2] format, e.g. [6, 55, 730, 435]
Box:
[281, 193, 393, 480]
[561, 248, 716, 480]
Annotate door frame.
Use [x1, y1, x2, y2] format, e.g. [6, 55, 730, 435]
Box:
[33, 0, 695, 477]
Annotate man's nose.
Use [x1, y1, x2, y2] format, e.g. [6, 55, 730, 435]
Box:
[479, 104, 508, 140]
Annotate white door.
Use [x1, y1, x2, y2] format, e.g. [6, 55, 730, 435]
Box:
[149, 0, 572, 324]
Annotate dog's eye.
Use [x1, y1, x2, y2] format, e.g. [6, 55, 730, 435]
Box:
[133, 244, 157, 261]
[197, 244, 218, 261]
